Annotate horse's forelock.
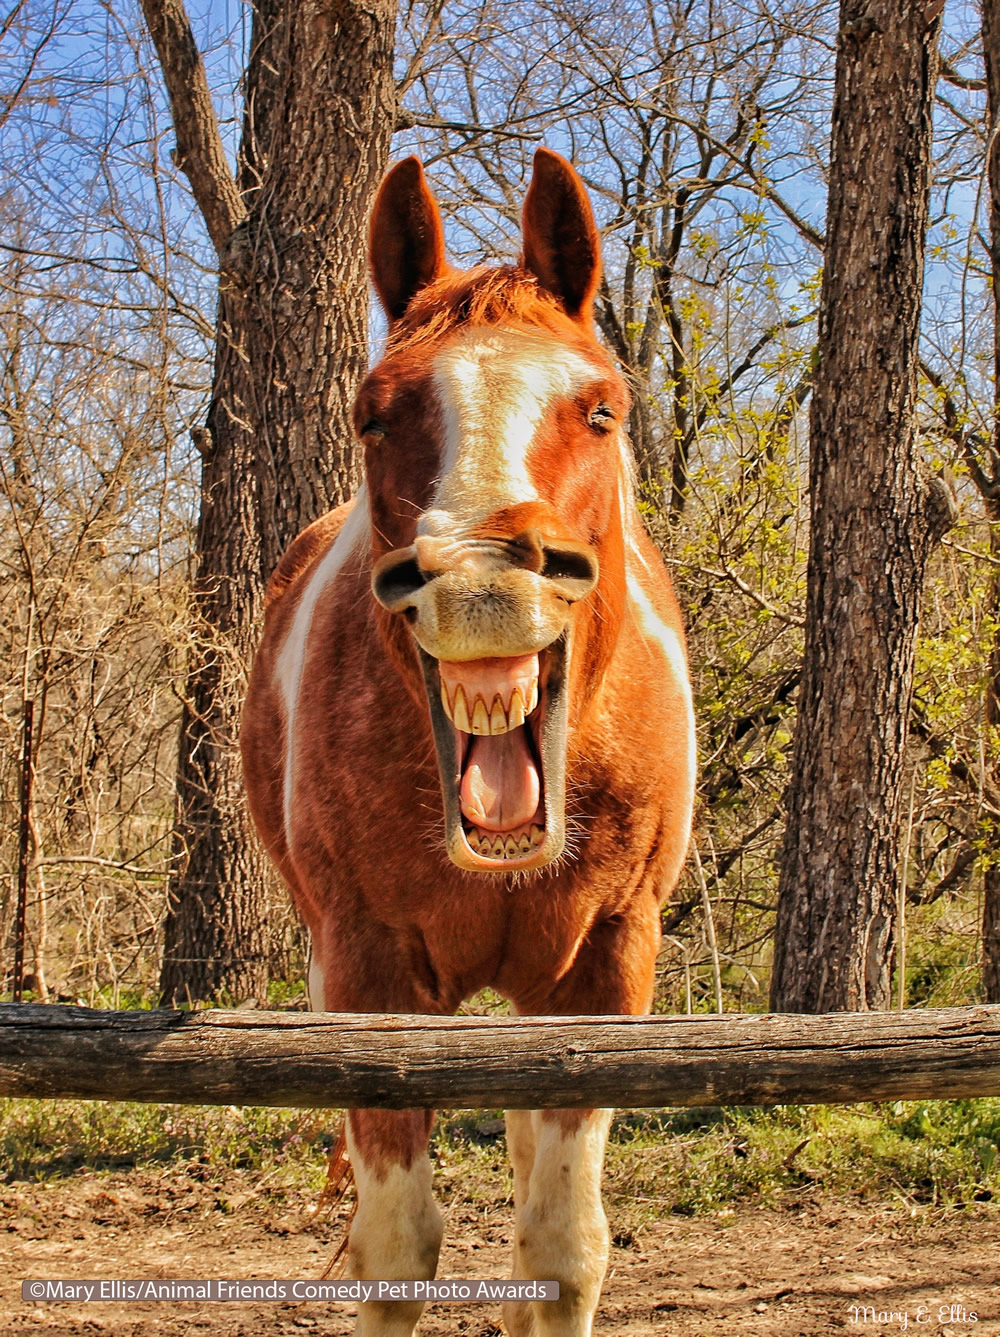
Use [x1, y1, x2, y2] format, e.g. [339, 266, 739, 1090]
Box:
[384, 265, 592, 357]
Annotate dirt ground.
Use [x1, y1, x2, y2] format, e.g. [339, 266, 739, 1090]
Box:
[2, 1167, 997, 1336]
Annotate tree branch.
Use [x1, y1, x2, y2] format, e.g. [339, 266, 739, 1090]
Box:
[921, 357, 1000, 500]
[139, 0, 245, 256]
[939, 54, 985, 91]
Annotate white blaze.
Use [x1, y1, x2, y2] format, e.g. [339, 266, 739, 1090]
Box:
[420, 328, 601, 536]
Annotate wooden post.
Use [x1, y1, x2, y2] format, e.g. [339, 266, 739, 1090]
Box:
[1, 1004, 999, 1110]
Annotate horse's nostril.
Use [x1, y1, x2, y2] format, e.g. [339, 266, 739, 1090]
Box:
[372, 549, 425, 612]
[508, 529, 545, 574]
[540, 542, 599, 603]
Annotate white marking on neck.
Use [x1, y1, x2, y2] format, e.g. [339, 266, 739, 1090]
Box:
[617, 433, 651, 570]
[276, 489, 369, 845]
[625, 571, 692, 701]
[420, 328, 602, 536]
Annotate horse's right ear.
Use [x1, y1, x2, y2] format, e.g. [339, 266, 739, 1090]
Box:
[369, 158, 448, 324]
[521, 148, 601, 324]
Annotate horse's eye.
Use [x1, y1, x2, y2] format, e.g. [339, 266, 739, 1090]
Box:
[588, 402, 615, 430]
[361, 418, 386, 440]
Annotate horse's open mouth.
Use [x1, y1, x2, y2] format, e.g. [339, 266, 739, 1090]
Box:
[418, 635, 569, 872]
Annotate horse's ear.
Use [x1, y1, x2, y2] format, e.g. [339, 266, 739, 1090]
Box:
[370, 157, 448, 324]
[521, 148, 601, 324]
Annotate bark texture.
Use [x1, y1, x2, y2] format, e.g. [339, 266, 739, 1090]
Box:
[770, 0, 946, 1013]
[982, 0, 1000, 1004]
[986, 506, 1000, 1003]
[3, 1004, 1000, 1109]
[145, 0, 397, 1002]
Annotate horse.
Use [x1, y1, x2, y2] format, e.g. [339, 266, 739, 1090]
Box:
[240, 147, 696, 1337]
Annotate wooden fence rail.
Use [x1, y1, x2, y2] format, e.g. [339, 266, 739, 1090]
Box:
[1, 1004, 1000, 1109]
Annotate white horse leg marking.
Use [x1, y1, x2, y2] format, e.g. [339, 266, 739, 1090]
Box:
[345, 1122, 443, 1337]
[504, 1109, 538, 1337]
[504, 1108, 614, 1337]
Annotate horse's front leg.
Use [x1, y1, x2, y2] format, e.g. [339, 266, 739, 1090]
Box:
[504, 904, 660, 1337]
[310, 944, 450, 1337]
[346, 1107, 443, 1337]
[504, 1107, 614, 1337]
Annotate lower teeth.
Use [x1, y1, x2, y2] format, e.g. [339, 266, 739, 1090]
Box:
[466, 825, 544, 858]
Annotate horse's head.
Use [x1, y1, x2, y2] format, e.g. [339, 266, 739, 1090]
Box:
[359, 149, 632, 873]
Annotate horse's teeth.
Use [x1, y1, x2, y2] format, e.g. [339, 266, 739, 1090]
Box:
[438, 671, 539, 734]
[508, 689, 525, 729]
[452, 685, 471, 732]
[466, 825, 545, 859]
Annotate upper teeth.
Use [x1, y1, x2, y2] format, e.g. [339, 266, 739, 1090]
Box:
[440, 681, 539, 735]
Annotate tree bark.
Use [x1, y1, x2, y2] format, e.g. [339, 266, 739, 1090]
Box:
[144, 0, 397, 1002]
[986, 510, 1000, 1003]
[980, 0, 1000, 1005]
[770, 0, 948, 1013]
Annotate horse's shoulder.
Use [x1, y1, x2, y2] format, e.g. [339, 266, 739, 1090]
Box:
[265, 501, 356, 609]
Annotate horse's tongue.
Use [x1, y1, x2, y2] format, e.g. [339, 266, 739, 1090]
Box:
[460, 728, 540, 831]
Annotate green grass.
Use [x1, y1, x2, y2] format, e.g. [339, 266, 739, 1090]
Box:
[601, 1101, 1000, 1234]
[3, 1098, 998, 1227]
[0, 1098, 337, 1188]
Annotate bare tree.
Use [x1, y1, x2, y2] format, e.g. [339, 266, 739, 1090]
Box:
[977, 0, 1000, 1003]
[140, 0, 397, 1002]
[397, 0, 829, 513]
[770, 0, 954, 1013]
[6, 0, 998, 1014]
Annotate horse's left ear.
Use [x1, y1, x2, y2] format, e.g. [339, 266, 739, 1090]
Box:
[370, 157, 448, 324]
[521, 148, 601, 324]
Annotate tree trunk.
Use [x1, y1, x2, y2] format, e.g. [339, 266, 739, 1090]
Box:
[980, 0, 1000, 1005]
[986, 506, 1000, 1003]
[770, 0, 949, 1013]
[146, 0, 397, 1003]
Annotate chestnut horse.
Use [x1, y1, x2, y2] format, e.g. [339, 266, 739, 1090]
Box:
[241, 149, 695, 1336]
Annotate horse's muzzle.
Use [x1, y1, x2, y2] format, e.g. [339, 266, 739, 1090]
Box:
[371, 528, 598, 663]
[371, 529, 595, 873]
